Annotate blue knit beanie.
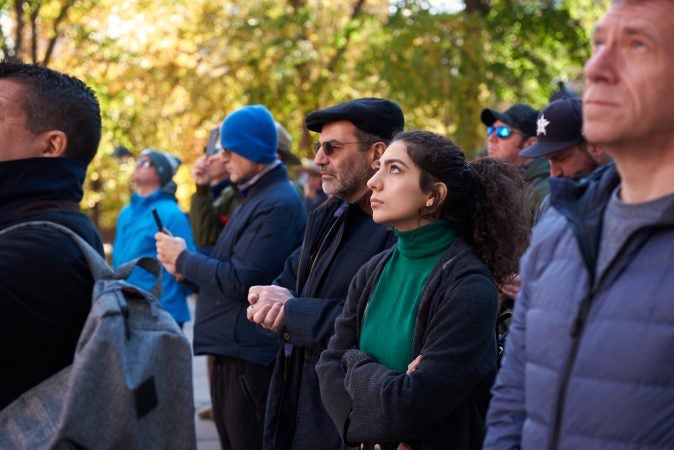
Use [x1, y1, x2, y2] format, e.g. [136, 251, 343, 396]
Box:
[220, 105, 278, 164]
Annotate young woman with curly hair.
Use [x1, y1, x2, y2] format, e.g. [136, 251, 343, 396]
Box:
[316, 130, 532, 450]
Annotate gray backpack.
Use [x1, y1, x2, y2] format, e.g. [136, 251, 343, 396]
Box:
[0, 221, 196, 449]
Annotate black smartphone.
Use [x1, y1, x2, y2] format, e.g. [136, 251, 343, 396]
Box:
[152, 208, 173, 237]
[151, 208, 164, 232]
[205, 126, 220, 156]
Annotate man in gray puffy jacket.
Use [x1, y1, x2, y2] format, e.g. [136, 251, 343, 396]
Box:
[484, 1, 674, 449]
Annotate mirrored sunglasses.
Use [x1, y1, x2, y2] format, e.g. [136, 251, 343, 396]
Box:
[487, 125, 519, 139]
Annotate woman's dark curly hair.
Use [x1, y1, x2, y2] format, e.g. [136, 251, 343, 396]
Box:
[393, 130, 533, 285]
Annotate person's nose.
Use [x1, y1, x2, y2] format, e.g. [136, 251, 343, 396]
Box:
[584, 41, 618, 86]
[367, 170, 382, 191]
[314, 146, 328, 166]
[549, 161, 563, 178]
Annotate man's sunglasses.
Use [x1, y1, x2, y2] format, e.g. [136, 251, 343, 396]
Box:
[314, 140, 374, 156]
[487, 125, 525, 139]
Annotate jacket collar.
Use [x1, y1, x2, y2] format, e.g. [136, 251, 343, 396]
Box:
[0, 157, 86, 215]
[546, 163, 619, 278]
[238, 161, 288, 198]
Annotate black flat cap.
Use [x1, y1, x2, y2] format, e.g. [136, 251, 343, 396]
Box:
[305, 97, 404, 140]
[481, 103, 538, 137]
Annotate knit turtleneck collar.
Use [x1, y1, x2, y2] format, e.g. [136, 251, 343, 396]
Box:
[395, 220, 455, 259]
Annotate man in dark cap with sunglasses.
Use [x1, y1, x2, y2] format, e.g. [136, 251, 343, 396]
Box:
[246, 98, 403, 450]
[481, 103, 550, 209]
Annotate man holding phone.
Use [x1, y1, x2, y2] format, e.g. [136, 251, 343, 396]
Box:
[112, 148, 196, 327]
[155, 105, 306, 450]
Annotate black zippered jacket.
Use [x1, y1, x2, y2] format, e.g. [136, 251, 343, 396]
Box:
[0, 158, 103, 410]
[263, 197, 395, 450]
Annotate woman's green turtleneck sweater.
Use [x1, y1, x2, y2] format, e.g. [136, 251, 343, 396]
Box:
[359, 220, 455, 372]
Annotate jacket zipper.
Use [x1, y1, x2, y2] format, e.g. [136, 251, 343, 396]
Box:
[548, 225, 659, 450]
[281, 205, 343, 382]
[548, 288, 595, 450]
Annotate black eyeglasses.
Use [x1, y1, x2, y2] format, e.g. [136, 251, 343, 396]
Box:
[314, 140, 374, 156]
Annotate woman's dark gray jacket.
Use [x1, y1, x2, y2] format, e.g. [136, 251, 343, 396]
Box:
[316, 238, 498, 450]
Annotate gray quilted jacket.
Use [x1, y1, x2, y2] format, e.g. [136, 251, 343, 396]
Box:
[484, 163, 674, 450]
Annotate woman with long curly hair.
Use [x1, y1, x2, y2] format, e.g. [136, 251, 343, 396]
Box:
[316, 130, 532, 450]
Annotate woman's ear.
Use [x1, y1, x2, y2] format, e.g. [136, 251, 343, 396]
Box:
[40, 130, 68, 158]
[434, 182, 448, 207]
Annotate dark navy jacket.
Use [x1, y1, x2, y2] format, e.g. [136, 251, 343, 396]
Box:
[177, 163, 306, 365]
[485, 163, 674, 449]
[0, 158, 103, 410]
[264, 197, 396, 450]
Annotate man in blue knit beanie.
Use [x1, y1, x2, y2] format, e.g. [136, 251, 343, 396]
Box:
[156, 105, 307, 450]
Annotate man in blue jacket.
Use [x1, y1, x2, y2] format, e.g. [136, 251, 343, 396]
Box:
[155, 105, 307, 450]
[484, 1, 674, 449]
[247, 98, 403, 449]
[0, 62, 103, 410]
[113, 148, 196, 327]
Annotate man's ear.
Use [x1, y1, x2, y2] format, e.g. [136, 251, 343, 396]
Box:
[587, 143, 602, 159]
[369, 141, 387, 169]
[522, 136, 537, 148]
[40, 130, 68, 158]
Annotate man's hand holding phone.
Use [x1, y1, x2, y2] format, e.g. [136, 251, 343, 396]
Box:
[152, 208, 185, 279]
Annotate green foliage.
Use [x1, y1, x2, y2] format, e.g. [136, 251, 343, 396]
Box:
[0, 0, 610, 235]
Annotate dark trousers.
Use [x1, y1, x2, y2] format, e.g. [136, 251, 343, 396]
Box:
[211, 355, 273, 450]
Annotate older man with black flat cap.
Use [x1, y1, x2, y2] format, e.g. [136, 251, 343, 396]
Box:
[247, 97, 404, 450]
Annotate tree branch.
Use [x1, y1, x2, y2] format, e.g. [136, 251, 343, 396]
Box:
[464, 0, 488, 15]
[13, 0, 25, 60]
[43, 0, 76, 66]
[29, 0, 43, 63]
[325, 0, 365, 74]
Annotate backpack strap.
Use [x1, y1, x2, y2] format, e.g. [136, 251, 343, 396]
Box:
[115, 257, 163, 299]
[0, 220, 162, 298]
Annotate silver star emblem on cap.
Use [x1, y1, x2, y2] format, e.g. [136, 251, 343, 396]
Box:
[537, 115, 550, 136]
